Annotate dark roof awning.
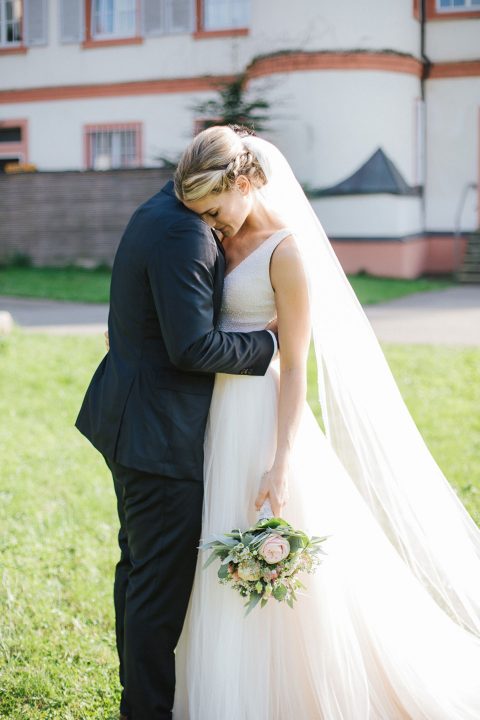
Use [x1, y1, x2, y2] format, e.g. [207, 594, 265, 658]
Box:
[309, 148, 421, 197]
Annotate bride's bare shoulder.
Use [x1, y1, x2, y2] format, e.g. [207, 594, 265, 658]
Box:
[270, 233, 307, 288]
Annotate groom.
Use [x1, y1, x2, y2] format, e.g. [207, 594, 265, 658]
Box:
[75, 180, 276, 720]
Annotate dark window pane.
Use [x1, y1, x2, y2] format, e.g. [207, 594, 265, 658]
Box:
[0, 158, 19, 172]
[0, 127, 22, 143]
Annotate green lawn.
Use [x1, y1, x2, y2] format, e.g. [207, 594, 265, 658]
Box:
[0, 267, 112, 304]
[348, 274, 452, 305]
[0, 333, 478, 718]
[0, 266, 452, 306]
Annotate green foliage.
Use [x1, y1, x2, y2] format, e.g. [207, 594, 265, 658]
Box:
[0, 333, 119, 718]
[0, 267, 112, 303]
[0, 266, 452, 307]
[272, 584, 288, 602]
[347, 273, 452, 305]
[0, 252, 33, 268]
[0, 333, 478, 717]
[194, 74, 271, 133]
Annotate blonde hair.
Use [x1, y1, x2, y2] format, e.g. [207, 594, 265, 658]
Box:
[174, 126, 268, 202]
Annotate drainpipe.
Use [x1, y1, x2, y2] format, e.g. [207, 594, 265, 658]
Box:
[419, 0, 430, 240]
[420, 0, 430, 101]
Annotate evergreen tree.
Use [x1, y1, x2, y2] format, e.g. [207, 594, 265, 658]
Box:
[194, 73, 270, 132]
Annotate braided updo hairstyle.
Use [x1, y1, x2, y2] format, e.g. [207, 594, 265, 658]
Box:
[174, 125, 268, 202]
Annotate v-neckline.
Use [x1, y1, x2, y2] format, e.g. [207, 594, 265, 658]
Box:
[224, 228, 288, 279]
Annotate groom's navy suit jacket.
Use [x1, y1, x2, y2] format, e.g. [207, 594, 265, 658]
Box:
[75, 181, 274, 482]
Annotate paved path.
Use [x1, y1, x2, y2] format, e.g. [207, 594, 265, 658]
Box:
[1, 285, 479, 345]
[364, 286, 480, 346]
[0, 296, 108, 335]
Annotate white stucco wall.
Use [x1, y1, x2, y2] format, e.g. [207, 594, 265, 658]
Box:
[0, 91, 216, 170]
[2, 0, 421, 91]
[2, 1, 477, 238]
[253, 69, 421, 188]
[1, 65, 422, 182]
[311, 195, 422, 237]
[426, 19, 480, 62]
[425, 77, 479, 231]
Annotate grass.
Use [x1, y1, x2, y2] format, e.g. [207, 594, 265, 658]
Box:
[0, 267, 112, 304]
[0, 267, 453, 306]
[0, 333, 479, 718]
[348, 274, 452, 305]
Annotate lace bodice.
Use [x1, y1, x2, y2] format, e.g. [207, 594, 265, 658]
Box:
[218, 228, 291, 332]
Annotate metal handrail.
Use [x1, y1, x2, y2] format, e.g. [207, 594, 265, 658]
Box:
[454, 182, 478, 275]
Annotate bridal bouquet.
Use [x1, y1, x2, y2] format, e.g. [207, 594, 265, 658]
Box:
[200, 512, 328, 615]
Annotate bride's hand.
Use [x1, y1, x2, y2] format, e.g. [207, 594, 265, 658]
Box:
[255, 465, 290, 517]
[104, 330, 110, 350]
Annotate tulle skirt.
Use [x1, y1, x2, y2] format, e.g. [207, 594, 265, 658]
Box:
[173, 360, 480, 719]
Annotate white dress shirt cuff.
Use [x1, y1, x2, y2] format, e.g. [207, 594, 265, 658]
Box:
[267, 330, 278, 357]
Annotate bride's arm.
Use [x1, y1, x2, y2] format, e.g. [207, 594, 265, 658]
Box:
[254, 236, 311, 517]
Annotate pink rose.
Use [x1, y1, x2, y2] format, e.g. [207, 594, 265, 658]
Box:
[262, 568, 279, 582]
[259, 534, 290, 564]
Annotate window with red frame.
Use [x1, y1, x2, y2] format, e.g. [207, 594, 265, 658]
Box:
[436, 0, 480, 11]
[85, 124, 142, 170]
[193, 117, 222, 135]
[0, 0, 22, 45]
[201, 0, 250, 31]
[0, 120, 28, 172]
[90, 0, 137, 39]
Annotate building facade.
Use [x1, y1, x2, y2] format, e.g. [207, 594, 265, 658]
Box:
[1, 0, 479, 276]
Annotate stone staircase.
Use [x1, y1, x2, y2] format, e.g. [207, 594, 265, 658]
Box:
[456, 232, 480, 284]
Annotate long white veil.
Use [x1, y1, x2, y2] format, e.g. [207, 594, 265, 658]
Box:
[243, 134, 480, 636]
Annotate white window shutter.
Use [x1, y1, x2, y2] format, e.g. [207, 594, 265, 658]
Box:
[165, 0, 194, 33]
[143, 0, 165, 36]
[24, 0, 48, 46]
[59, 0, 84, 43]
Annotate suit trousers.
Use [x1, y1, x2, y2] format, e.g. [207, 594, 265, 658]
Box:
[106, 457, 204, 720]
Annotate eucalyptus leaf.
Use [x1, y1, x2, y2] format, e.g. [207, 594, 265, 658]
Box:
[272, 584, 288, 601]
[244, 592, 262, 616]
[202, 552, 221, 570]
[218, 563, 230, 580]
[288, 537, 303, 553]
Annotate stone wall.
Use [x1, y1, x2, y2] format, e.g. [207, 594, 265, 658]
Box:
[0, 168, 172, 267]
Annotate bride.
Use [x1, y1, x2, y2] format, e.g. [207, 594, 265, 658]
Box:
[171, 126, 480, 719]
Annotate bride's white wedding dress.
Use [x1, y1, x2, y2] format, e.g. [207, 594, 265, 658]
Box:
[173, 229, 480, 720]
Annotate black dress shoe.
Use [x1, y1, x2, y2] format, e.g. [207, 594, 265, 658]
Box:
[119, 714, 128, 720]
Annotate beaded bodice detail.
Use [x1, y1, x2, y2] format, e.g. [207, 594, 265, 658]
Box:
[218, 228, 291, 332]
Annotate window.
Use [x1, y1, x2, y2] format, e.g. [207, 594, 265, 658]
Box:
[143, 0, 194, 36]
[91, 0, 136, 39]
[437, 0, 480, 10]
[84, 123, 142, 170]
[0, 0, 22, 46]
[60, 0, 84, 43]
[202, 0, 250, 31]
[193, 117, 221, 135]
[0, 120, 28, 172]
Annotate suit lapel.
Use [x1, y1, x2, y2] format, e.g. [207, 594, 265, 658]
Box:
[212, 231, 225, 325]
